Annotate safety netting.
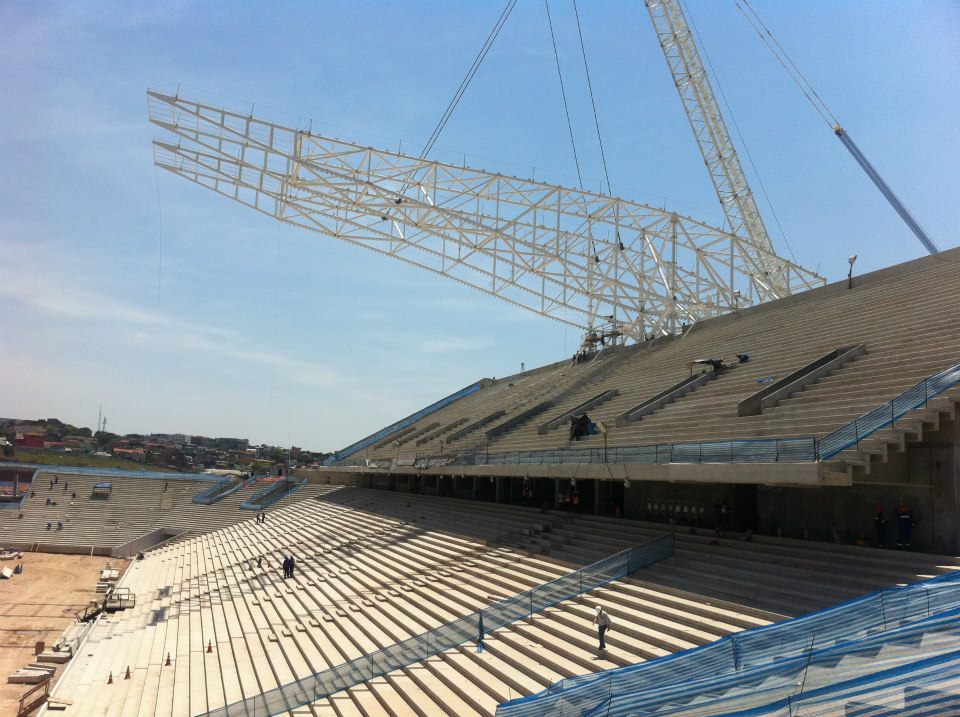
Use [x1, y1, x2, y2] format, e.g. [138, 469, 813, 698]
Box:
[198, 532, 675, 717]
[496, 570, 960, 717]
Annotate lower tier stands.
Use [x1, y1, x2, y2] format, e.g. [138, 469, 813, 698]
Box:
[0, 471, 335, 552]
[38, 486, 960, 717]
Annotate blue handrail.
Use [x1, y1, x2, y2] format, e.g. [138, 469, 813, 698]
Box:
[497, 570, 960, 717]
[330, 361, 960, 470]
[817, 361, 960, 459]
[240, 478, 306, 510]
[197, 533, 675, 717]
[324, 379, 487, 465]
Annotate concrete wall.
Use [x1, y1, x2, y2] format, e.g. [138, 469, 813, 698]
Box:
[337, 412, 960, 553]
[292, 469, 359, 486]
[616, 415, 959, 553]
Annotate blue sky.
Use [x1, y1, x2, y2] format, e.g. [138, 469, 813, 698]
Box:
[1, 0, 957, 452]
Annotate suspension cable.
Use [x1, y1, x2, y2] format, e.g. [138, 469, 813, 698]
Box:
[544, 0, 584, 189]
[420, 0, 517, 158]
[571, 0, 611, 195]
[736, 0, 839, 129]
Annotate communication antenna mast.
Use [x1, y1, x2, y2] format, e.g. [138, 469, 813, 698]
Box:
[644, 0, 789, 300]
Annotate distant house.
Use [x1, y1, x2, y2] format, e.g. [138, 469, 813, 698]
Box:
[112, 448, 146, 462]
[15, 433, 45, 449]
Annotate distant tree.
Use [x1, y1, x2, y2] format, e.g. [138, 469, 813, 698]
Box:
[95, 430, 118, 448]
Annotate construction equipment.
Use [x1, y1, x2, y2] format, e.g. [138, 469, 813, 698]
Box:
[148, 91, 822, 340]
[644, 0, 789, 298]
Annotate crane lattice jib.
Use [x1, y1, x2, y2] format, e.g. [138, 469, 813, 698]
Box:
[147, 91, 823, 340]
[645, 0, 788, 299]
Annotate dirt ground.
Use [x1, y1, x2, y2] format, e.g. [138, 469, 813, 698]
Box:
[0, 553, 125, 717]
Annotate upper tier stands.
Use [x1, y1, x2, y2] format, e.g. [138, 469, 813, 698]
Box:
[345, 249, 960, 472]
[38, 486, 960, 717]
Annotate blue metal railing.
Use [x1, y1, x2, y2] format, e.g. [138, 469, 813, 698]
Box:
[192, 477, 253, 505]
[338, 437, 817, 469]
[476, 438, 817, 466]
[325, 379, 487, 465]
[0, 468, 38, 510]
[497, 569, 960, 717]
[331, 361, 960, 470]
[240, 478, 307, 510]
[197, 533, 675, 717]
[817, 361, 960, 459]
[192, 478, 231, 504]
[0, 463, 218, 481]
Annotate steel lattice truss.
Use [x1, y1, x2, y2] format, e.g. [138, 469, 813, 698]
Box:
[646, 0, 787, 295]
[148, 90, 824, 340]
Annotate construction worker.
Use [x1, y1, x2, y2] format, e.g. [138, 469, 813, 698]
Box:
[874, 508, 887, 547]
[592, 606, 613, 651]
[897, 507, 915, 549]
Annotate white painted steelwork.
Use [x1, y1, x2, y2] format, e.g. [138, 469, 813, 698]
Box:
[148, 90, 823, 340]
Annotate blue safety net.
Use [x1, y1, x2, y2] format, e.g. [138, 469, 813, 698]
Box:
[496, 570, 960, 717]
[197, 532, 675, 717]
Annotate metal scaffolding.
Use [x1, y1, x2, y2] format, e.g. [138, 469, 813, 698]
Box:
[148, 90, 824, 341]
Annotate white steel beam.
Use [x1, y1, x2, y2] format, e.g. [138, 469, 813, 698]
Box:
[148, 90, 823, 341]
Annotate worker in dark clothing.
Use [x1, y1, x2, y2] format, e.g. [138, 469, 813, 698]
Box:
[257, 556, 263, 569]
[289, 556, 296, 578]
[736, 353, 750, 364]
[874, 508, 887, 547]
[897, 507, 914, 549]
[282, 556, 290, 579]
[714, 499, 731, 538]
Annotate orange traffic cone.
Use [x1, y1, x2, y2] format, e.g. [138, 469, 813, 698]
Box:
[165, 652, 171, 666]
[124, 666, 131, 680]
[107, 672, 113, 685]
[206, 640, 212, 653]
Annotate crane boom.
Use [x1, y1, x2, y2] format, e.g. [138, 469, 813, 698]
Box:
[645, 0, 788, 300]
